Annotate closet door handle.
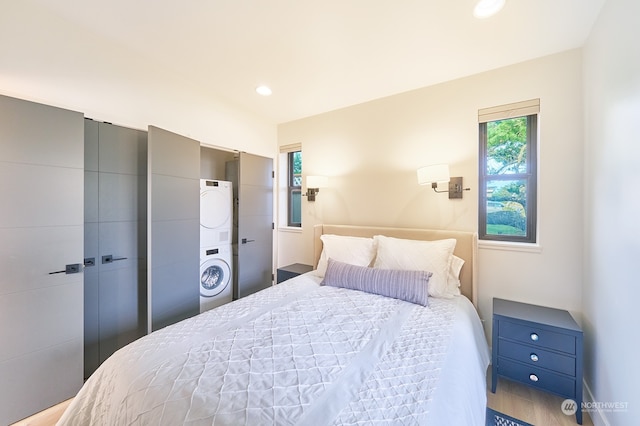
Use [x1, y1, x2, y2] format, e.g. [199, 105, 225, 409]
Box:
[102, 255, 128, 264]
[241, 238, 255, 244]
[49, 263, 82, 275]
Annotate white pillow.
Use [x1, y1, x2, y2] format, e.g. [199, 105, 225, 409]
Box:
[316, 234, 377, 277]
[447, 255, 465, 296]
[373, 235, 456, 298]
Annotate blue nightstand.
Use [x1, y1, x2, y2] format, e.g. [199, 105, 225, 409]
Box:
[276, 263, 313, 284]
[491, 298, 584, 424]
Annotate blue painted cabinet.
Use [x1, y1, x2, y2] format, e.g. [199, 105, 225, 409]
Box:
[277, 263, 313, 283]
[491, 298, 584, 424]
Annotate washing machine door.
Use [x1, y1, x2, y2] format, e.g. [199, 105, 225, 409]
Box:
[200, 185, 231, 230]
[200, 257, 231, 297]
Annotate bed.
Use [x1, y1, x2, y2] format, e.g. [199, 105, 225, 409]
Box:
[58, 225, 490, 425]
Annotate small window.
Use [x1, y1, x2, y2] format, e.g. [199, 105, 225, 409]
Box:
[288, 151, 302, 227]
[479, 100, 538, 243]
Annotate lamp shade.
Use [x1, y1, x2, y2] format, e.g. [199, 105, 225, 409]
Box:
[306, 175, 328, 188]
[417, 164, 450, 185]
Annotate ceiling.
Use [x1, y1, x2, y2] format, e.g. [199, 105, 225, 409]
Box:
[4, 0, 606, 124]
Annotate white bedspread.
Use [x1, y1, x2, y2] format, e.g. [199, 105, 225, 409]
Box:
[58, 274, 489, 425]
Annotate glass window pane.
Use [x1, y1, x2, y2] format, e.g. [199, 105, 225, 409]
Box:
[292, 151, 302, 174]
[485, 179, 527, 237]
[290, 190, 301, 225]
[288, 150, 302, 227]
[290, 151, 302, 187]
[486, 117, 528, 175]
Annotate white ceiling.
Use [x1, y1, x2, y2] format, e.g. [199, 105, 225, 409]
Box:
[4, 0, 606, 124]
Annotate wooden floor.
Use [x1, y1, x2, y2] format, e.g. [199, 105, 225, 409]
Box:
[10, 398, 72, 426]
[13, 370, 593, 426]
[487, 370, 593, 426]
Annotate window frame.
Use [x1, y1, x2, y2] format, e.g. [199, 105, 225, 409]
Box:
[287, 151, 302, 227]
[479, 114, 538, 243]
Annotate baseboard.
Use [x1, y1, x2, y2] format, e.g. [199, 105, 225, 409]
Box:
[584, 379, 610, 426]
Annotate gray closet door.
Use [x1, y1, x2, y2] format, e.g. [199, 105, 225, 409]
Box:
[236, 152, 274, 299]
[0, 95, 84, 424]
[148, 126, 200, 332]
[84, 120, 147, 378]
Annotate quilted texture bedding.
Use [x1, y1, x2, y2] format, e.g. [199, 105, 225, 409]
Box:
[58, 273, 489, 426]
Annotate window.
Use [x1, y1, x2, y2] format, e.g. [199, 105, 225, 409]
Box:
[479, 99, 539, 243]
[288, 151, 302, 227]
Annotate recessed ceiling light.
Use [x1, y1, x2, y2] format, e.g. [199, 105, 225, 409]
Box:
[256, 85, 272, 96]
[473, 0, 506, 19]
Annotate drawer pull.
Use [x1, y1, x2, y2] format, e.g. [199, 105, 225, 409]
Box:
[530, 332, 539, 341]
[529, 374, 539, 382]
[530, 353, 539, 362]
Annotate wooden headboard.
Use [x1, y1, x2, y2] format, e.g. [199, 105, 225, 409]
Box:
[313, 224, 478, 307]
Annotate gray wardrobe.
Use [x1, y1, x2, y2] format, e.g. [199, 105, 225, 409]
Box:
[83, 120, 148, 378]
[227, 152, 275, 299]
[84, 124, 275, 376]
[147, 126, 200, 332]
[84, 123, 203, 375]
[0, 95, 85, 425]
[0, 94, 274, 424]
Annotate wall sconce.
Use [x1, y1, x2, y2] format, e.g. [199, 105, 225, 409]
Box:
[417, 164, 469, 199]
[305, 175, 328, 202]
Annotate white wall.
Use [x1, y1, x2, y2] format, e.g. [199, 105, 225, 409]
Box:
[0, 2, 276, 157]
[583, 0, 640, 425]
[278, 49, 584, 338]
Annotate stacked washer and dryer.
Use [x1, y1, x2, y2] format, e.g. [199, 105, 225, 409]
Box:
[199, 179, 234, 313]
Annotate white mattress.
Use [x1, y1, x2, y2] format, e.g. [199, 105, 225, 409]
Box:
[58, 273, 489, 425]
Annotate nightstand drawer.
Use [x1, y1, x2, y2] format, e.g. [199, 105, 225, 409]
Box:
[499, 321, 576, 354]
[499, 339, 575, 375]
[498, 357, 575, 397]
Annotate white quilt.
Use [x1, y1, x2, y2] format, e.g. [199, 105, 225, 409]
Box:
[58, 274, 489, 425]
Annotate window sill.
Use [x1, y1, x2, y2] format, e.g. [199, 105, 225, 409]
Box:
[478, 239, 542, 253]
[278, 226, 303, 233]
